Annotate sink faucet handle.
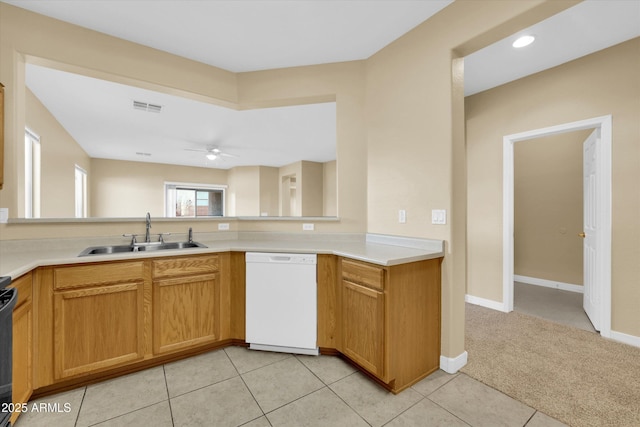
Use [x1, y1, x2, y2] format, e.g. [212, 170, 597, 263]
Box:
[158, 232, 171, 243]
[123, 233, 138, 245]
[188, 227, 193, 243]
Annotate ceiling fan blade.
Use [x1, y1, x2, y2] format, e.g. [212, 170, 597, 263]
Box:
[184, 148, 207, 152]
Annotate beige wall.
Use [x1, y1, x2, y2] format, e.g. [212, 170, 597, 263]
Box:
[258, 166, 279, 216]
[323, 160, 337, 216]
[466, 38, 640, 337]
[25, 88, 91, 218]
[514, 131, 588, 285]
[362, 0, 578, 358]
[301, 161, 324, 217]
[91, 159, 228, 217]
[227, 166, 259, 216]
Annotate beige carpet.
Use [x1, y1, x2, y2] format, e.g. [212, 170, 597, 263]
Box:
[462, 303, 640, 427]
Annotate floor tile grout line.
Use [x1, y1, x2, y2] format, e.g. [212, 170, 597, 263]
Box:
[236, 369, 268, 419]
[324, 372, 375, 427]
[423, 395, 473, 427]
[522, 410, 539, 426]
[410, 371, 459, 398]
[166, 372, 240, 400]
[162, 364, 176, 427]
[260, 383, 327, 416]
[379, 396, 429, 427]
[224, 347, 295, 375]
[82, 399, 170, 427]
[423, 374, 476, 426]
[223, 347, 244, 376]
[294, 354, 340, 387]
[72, 386, 87, 427]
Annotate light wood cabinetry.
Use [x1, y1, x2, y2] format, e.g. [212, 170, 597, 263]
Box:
[9, 272, 33, 425]
[337, 257, 442, 393]
[151, 255, 220, 355]
[52, 262, 145, 380]
[28, 249, 441, 397]
[341, 279, 386, 379]
[33, 254, 227, 391]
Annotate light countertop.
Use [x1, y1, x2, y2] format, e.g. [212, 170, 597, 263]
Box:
[0, 233, 444, 279]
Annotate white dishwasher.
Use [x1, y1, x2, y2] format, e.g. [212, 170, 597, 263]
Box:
[245, 252, 319, 355]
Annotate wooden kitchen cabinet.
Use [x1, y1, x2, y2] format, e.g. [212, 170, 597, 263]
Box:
[9, 272, 33, 425]
[52, 262, 146, 380]
[151, 255, 220, 355]
[338, 257, 442, 393]
[341, 279, 386, 379]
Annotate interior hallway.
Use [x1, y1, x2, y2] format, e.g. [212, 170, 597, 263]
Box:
[514, 282, 596, 333]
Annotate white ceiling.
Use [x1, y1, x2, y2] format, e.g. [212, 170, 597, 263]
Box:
[26, 64, 337, 169]
[8, 0, 640, 168]
[464, 0, 640, 96]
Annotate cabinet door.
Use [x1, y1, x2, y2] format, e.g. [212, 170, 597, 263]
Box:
[11, 300, 32, 424]
[53, 282, 145, 379]
[341, 280, 385, 378]
[153, 273, 220, 355]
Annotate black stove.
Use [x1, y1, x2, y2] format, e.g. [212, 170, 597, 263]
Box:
[0, 280, 16, 427]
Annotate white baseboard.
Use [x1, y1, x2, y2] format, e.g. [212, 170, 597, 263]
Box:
[514, 275, 583, 293]
[610, 330, 640, 348]
[465, 294, 508, 312]
[440, 351, 468, 374]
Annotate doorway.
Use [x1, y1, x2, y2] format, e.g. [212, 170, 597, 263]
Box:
[502, 115, 612, 338]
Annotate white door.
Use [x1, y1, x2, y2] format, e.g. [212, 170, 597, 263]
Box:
[583, 129, 600, 331]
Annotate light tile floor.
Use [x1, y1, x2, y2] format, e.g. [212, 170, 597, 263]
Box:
[14, 346, 568, 427]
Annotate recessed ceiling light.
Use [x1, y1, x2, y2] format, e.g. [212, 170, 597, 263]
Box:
[512, 35, 535, 48]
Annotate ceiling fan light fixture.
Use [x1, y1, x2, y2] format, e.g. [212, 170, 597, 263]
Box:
[206, 153, 217, 160]
[512, 35, 535, 48]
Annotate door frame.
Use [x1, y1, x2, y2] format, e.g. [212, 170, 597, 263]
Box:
[502, 115, 612, 338]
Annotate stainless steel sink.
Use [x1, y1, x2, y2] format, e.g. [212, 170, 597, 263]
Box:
[136, 241, 207, 252]
[79, 241, 207, 257]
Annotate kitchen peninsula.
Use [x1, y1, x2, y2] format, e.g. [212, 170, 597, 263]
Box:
[1, 232, 443, 423]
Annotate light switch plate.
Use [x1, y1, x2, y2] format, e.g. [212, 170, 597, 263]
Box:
[432, 209, 446, 225]
[0, 208, 7, 223]
[218, 223, 230, 230]
[398, 209, 406, 223]
[303, 223, 315, 231]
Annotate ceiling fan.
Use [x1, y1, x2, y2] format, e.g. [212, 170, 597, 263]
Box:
[184, 145, 237, 161]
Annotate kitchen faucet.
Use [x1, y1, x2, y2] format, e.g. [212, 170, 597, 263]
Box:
[145, 212, 151, 243]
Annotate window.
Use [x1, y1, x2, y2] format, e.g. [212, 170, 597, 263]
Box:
[25, 128, 41, 218]
[165, 183, 225, 217]
[75, 165, 87, 218]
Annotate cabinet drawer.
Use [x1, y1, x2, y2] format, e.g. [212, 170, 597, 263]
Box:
[9, 273, 32, 306]
[341, 259, 385, 291]
[152, 255, 219, 279]
[54, 262, 145, 290]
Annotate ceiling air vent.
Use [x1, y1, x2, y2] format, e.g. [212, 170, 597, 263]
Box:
[133, 100, 162, 113]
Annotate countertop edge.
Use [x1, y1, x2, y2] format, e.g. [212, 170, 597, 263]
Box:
[1, 236, 445, 279]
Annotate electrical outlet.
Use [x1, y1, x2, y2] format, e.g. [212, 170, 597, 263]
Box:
[0, 208, 8, 223]
[398, 209, 406, 223]
[302, 223, 315, 231]
[218, 223, 230, 230]
[431, 209, 446, 225]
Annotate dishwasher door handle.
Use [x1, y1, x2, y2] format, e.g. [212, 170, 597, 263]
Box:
[270, 256, 292, 262]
